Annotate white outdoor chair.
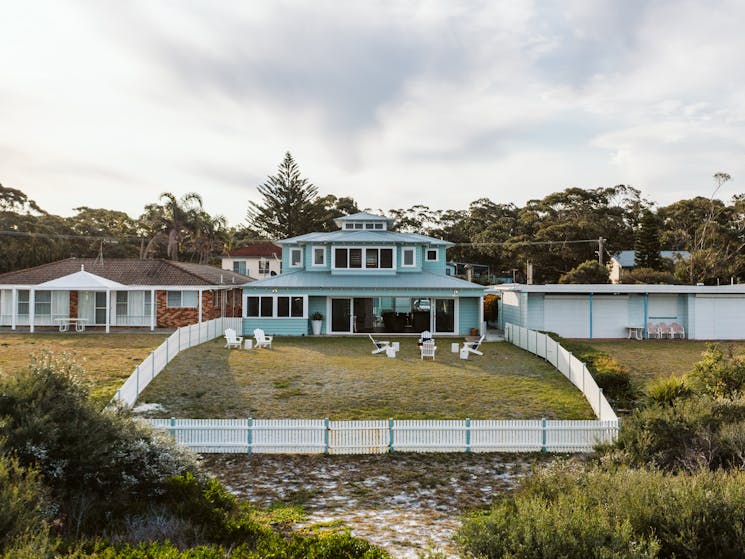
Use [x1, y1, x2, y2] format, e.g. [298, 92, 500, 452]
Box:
[369, 333, 391, 355]
[647, 321, 659, 339]
[224, 328, 243, 349]
[462, 334, 486, 356]
[657, 322, 670, 339]
[670, 322, 686, 339]
[253, 328, 273, 349]
[420, 339, 437, 360]
[419, 330, 432, 343]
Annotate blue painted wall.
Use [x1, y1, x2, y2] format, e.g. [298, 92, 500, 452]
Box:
[458, 297, 480, 335]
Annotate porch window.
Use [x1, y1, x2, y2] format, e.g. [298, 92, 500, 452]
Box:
[144, 291, 152, 317]
[17, 290, 29, 316]
[167, 290, 198, 308]
[247, 295, 305, 318]
[116, 291, 128, 316]
[34, 290, 51, 316]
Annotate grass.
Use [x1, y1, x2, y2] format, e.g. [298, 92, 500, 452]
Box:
[587, 340, 745, 386]
[138, 337, 595, 420]
[0, 333, 167, 408]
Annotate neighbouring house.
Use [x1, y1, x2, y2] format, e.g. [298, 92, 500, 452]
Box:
[242, 212, 485, 336]
[221, 242, 282, 279]
[491, 283, 745, 340]
[609, 250, 691, 283]
[0, 258, 253, 332]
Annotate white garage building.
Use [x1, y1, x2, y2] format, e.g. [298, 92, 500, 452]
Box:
[491, 284, 745, 340]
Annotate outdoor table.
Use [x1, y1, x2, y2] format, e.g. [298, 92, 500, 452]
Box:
[626, 325, 644, 340]
[54, 318, 88, 332]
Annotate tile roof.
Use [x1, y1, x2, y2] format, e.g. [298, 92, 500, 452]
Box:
[225, 242, 282, 258]
[0, 258, 254, 286]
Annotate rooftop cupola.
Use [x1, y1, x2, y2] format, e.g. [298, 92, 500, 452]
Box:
[333, 211, 395, 231]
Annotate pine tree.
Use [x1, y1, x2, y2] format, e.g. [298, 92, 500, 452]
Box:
[634, 209, 663, 270]
[247, 152, 321, 239]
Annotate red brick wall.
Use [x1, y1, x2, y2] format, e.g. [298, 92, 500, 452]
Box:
[69, 291, 78, 318]
[155, 289, 243, 327]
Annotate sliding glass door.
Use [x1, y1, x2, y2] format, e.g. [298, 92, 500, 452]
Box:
[330, 298, 352, 333]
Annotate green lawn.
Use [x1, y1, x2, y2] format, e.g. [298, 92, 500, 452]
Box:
[587, 340, 745, 386]
[0, 333, 167, 408]
[138, 337, 595, 420]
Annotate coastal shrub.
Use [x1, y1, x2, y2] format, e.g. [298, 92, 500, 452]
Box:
[646, 375, 693, 406]
[688, 343, 745, 398]
[457, 463, 745, 559]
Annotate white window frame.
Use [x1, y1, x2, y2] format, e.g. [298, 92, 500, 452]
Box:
[289, 247, 303, 268]
[311, 245, 326, 267]
[244, 294, 308, 319]
[332, 246, 397, 270]
[167, 290, 198, 308]
[425, 248, 439, 262]
[401, 247, 416, 268]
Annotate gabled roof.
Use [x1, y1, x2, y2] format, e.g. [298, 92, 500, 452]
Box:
[244, 270, 483, 291]
[224, 242, 282, 258]
[38, 270, 127, 290]
[0, 258, 254, 287]
[613, 250, 691, 268]
[275, 230, 453, 246]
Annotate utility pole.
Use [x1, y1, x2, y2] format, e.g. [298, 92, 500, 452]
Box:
[597, 237, 605, 265]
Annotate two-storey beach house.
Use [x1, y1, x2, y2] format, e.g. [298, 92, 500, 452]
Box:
[242, 212, 485, 336]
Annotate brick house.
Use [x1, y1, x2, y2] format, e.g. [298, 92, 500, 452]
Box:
[0, 258, 253, 332]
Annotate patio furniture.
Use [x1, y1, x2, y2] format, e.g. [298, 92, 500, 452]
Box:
[670, 322, 686, 339]
[369, 333, 391, 354]
[656, 322, 670, 339]
[462, 334, 485, 356]
[253, 328, 273, 349]
[451, 342, 460, 353]
[625, 325, 644, 340]
[420, 339, 437, 360]
[224, 328, 243, 349]
[647, 321, 660, 339]
[54, 317, 88, 332]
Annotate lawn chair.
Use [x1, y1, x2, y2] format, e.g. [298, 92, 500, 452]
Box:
[462, 334, 485, 356]
[224, 328, 243, 349]
[419, 330, 433, 343]
[646, 321, 659, 339]
[369, 333, 391, 355]
[656, 322, 670, 339]
[420, 339, 437, 360]
[253, 328, 273, 349]
[670, 322, 686, 339]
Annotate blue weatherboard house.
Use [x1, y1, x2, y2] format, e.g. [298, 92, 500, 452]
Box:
[242, 212, 485, 336]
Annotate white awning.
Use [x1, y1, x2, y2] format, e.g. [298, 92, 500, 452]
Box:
[37, 270, 126, 290]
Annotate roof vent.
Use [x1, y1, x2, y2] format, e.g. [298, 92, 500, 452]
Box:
[81, 265, 85, 271]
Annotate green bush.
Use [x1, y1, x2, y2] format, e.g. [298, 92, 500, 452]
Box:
[688, 344, 745, 398]
[457, 462, 745, 559]
[646, 375, 693, 406]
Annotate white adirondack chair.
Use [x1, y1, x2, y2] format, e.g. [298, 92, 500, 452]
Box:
[253, 328, 273, 349]
[369, 333, 391, 354]
[462, 334, 485, 356]
[420, 339, 437, 360]
[419, 330, 432, 343]
[224, 328, 243, 349]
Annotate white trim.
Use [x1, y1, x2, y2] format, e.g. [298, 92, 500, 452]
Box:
[198, 288, 203, 323]
[425, 248, 439, 262]
[331, 245, 397, 270]
[311, 245, 326, 267]
[150, 289, 155, 331]
[11, 287, 17, 330]
[105, 289, 111, 333]
[289, 247, 304, 268]
[29, 288, 35, 333]
[401, 247, 416, 268]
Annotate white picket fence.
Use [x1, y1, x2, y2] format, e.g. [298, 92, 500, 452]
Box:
[504, 323, 618, 422]
[146, 418, 619, 454]
[112, 317, 242, 407]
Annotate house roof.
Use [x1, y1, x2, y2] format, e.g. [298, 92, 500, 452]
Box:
[244, 270, 484, 291]
[275, 230, 454, 246]
[38, 270, 127, 290]
[333, 211, 396, 229]
[224, 242, 282, 258]
[0, 258, 254, 287]
[613, 250, 691, 268]
[488, 283, 745, 295]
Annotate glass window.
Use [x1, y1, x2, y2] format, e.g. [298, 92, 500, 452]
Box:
[349, 248, 362, 268]
[247, 296, 260, 316]
[402, 248, 415, 267]
[313, 247, 325, 266]
[365, 248, 378, 268]
[380, 249, 393, 268]
[144, 291, 152, 317]
[345, 223, 354, 229]
[260, 297, 273, 317]
[374, 223, 383, 229]
[290, 248, 302, 267]
[116, 291, 128, 316]
[233, 261, 247, 274]
[167, 292, 180, 307]
[291, 296, 304, 317]
[354, 223, 363, 229]
[17, 290, 29, 315]
[277, 296, 290, 317]
[335, 248, 348, 268]
[426, 249, 438, 261]
[258, 259, 269, 274]
[34, 290, 51, 316]
[365, 223, 374, 229]
[167, 291, 198, 308]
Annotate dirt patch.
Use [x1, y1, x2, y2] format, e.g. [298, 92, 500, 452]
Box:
[203, 452, 555, 558]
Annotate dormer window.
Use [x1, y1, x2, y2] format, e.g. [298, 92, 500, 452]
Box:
[365, 223, 374, 229]
[374, 223, 383, 229]
[345, 223, 354, 230]
[290, 248, 303, 267]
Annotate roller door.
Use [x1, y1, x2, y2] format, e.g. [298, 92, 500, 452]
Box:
[544, 296, 590, 338]
[694, 296, 745, 340]
[592, 296, 628, 338]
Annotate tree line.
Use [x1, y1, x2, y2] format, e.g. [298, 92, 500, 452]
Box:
[1, 152, 743, 284]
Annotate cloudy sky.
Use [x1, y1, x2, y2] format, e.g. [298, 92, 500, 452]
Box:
[2, 0, 744, 226]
